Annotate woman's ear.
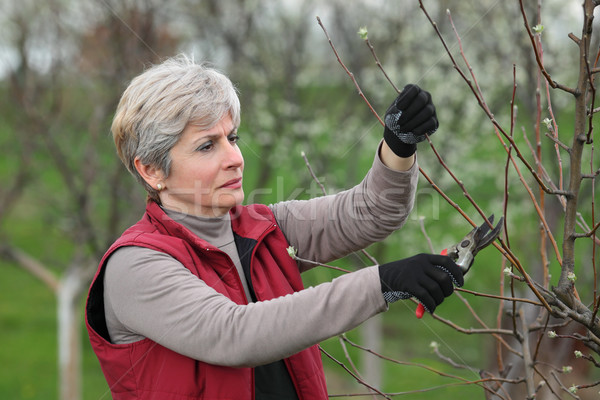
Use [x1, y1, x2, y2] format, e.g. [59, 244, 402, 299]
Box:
[134, 157, 166, 191]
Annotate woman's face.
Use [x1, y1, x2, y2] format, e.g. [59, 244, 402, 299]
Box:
[159, 114, 245, 217]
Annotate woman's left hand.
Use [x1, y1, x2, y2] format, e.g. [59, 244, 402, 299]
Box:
[383, 84, 438, 158]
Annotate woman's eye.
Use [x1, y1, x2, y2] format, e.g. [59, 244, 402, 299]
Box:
[228, 134, 239, 144]
[196, 141, 213, 152]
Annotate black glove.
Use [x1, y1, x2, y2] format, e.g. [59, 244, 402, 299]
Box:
[378, 253, 463, 313]
[383, 84, 439, 157]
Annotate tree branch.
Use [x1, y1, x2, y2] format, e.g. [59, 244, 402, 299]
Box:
[518, 0, 577, 94]
[418, 2, 565, 197]
[1, 244, 59, 293]
[319, 346, 392, 400]
[316, 16, 383, 126]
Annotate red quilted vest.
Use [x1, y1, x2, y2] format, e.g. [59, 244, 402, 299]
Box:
[85, 202, 328, 399]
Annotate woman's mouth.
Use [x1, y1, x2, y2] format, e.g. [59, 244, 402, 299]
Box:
[220, 178, 243, 189]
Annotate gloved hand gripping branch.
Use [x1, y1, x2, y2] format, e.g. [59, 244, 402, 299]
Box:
[378, 254, 464, 314]
[383, 84, 439, 158]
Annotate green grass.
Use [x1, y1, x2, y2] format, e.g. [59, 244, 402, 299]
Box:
[0, 263, 58, 399]
[0, 263, 110, 400]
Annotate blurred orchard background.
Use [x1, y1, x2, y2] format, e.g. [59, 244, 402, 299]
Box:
[1, 0, 599, 399]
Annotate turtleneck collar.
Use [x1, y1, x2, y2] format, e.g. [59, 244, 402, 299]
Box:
[162, 207, 234, 250]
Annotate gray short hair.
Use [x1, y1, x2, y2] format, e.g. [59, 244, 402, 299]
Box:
[111, 54, 241, 202]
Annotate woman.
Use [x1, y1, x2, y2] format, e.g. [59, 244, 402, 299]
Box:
[85, 54, 462, 400]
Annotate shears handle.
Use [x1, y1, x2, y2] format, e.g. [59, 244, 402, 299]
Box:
[415, 248, 448, 319]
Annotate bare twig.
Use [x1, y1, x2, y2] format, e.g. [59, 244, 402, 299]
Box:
[362, 36, 400, 94]
[531, 22, 554, 291]
[300, 151, 327, 195]
[319, 346, 392, 400]
[551, 371, 581, 399]
[456, 288, 544, 307]
[316, 17, 383, 126]
[544, 132, 571, 152]
[337, 334, 373, 398]
[300, 151, 379, 266]
[572, 220, 600, 238]
[517, 0, 577, 94]
[292, 254, 352, 274]
[341, 336, 520, 399]
[418, 217, 435, 253]
[574, 379, 600, 390]
[591, 145, 599, 320]
[433, 346, 475, 371]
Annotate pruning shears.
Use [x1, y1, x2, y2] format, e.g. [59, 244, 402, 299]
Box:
[416, 214, 504, 319]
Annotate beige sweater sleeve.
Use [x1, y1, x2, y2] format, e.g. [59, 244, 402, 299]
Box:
[271, 143, 419, 269]
[104, 247, 386, 367]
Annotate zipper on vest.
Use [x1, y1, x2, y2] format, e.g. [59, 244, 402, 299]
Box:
[246, 224, 277, 303]
[203, 246, 251, 305]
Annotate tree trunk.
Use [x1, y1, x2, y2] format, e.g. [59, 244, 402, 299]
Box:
[360, 314, 383, 390]
[58, 268, 86, 400]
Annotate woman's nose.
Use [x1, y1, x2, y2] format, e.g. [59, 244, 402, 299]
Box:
[223, 141, 244, 169]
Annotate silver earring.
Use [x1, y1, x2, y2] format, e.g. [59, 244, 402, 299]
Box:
[157, 183, 163, 191]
